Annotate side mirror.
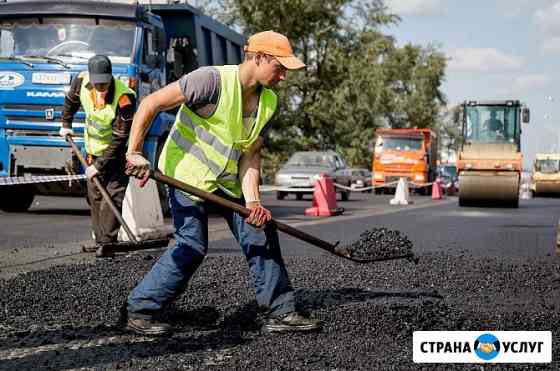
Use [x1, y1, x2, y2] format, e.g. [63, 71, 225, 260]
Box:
[522, 108, 530, 124]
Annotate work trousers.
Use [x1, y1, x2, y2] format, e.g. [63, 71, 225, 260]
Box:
[86, 159, 128, 244]
[127, 187, 296, 318]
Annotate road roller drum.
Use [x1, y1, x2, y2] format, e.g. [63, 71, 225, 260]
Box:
[459, 171, 519, 207]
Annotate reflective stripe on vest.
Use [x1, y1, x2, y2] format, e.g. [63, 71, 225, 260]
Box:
[178, 109, 242, 163]
[169, 126, 237, 181]
[158, 65, 277, 199]
[79, 73, 135, 156]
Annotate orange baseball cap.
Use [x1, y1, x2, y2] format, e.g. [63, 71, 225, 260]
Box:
[244, 30, 305, 70]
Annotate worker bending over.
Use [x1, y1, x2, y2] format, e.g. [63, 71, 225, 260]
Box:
[124, 31, 321, 336]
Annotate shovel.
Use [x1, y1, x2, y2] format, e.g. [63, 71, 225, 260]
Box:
[66, 136, 169, 254]
[149, 170, 414, 264]
[66, 135, 138, 244]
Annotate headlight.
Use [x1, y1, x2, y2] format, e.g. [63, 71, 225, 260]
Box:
[414, 174, 425, 181]
[374, 172, 384, 180]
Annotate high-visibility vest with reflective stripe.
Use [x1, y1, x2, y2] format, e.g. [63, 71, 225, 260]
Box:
[158, 65, 277, 199]
[79, 73, 135, 156]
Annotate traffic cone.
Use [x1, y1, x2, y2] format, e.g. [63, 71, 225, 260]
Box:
[520, 183, 532, 200]
[305, 173, 344, 216]
[431, 180, 443, 200]
[390, 177, 412, 205]
[118, 177, 175, 242]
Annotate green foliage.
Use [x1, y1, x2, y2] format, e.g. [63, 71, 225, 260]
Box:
[198, 0, 447, 177]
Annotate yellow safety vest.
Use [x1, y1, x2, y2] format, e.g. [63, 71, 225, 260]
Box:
[158, 65, 277, 199]
[79, 73, 135, 156]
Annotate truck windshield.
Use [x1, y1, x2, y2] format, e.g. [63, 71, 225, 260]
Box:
[286, 153, 335, 168]
[535, 159, 560, 173]
[0, 17, 135, 63]
[378, 137, 422, 151]
[464, 105, 518, 144]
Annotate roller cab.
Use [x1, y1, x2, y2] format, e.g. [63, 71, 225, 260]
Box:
[456, 100, 529, 207]
[531, 153, 560, 196]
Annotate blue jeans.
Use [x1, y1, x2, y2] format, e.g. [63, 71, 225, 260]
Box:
[127, 187, 295, 318]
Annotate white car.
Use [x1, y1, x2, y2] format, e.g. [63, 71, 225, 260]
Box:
[274, 150, 353, 201]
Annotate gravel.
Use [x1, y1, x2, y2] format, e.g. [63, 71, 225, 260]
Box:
[341, 227, 417, 262]
[0, 253, 558, 370]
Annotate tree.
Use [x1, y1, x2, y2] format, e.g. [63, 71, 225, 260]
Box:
[196, 0, 447, 174]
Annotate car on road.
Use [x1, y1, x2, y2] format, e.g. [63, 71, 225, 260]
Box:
[274, 150, 353, 200]
[349, 168, 373, 193]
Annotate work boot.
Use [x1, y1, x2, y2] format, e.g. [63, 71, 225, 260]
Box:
[126, 316, 173, 337]
[262, 312, 322, 333]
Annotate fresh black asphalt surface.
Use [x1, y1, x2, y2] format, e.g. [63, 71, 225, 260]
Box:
[1, 193, 559, 369]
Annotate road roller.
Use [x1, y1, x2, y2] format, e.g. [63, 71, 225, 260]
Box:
[531, 153, 560, 196]
[456, 100, 530, 207]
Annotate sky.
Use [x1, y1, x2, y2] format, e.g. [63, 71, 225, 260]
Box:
[383, 0, 560, 168]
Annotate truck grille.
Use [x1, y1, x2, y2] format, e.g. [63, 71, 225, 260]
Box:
[1, 104, 84, 126]
[385, 176, 412, 184]
[383, 164, 414, 172]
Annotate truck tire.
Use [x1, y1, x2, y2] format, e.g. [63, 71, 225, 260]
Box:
[296, 193, 303, 200]
[0, 187, 35, 212]
[276, 191, 287, 200]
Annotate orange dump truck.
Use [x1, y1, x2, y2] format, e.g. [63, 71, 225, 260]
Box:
[372, 128, 438, 194]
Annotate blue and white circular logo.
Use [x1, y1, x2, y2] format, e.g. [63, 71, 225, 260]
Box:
[474, 333, 501, 361]
[0, 71, 24, 89]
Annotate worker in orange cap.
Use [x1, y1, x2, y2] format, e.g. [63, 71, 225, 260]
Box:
[123, 31, 322, 336]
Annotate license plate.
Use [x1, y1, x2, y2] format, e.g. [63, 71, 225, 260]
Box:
[32, 72, 71, 85]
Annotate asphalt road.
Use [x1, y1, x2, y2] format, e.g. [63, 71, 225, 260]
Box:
[0, 190, 440, 252]
[1, 192, 559, 369]
[1, 191, 557, 256]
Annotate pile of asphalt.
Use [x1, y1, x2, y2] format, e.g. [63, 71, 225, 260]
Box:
[0, 254, 558, 370]
[342, 227, 416, 262]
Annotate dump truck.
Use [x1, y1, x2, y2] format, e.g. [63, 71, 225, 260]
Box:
[0, 0, 245, 212]
[372, 128, 438, 194]
[531, 153, 560, 196]
[456, 100, 530, 207]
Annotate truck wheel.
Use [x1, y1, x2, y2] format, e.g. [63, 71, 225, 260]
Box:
[0, 187, 35, 212]
[296, 193, 303, 201]
[276, 191, 287, 200]
[374, 188, 383, 195]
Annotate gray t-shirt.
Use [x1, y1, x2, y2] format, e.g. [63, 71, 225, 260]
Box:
[178, 66, 271, 141]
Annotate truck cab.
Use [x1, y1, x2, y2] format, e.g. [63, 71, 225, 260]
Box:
[0, 0, 245, 212]
[372, 128, 437, 194]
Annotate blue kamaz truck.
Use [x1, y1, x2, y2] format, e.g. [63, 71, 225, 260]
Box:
[0, 0, 245, 212]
